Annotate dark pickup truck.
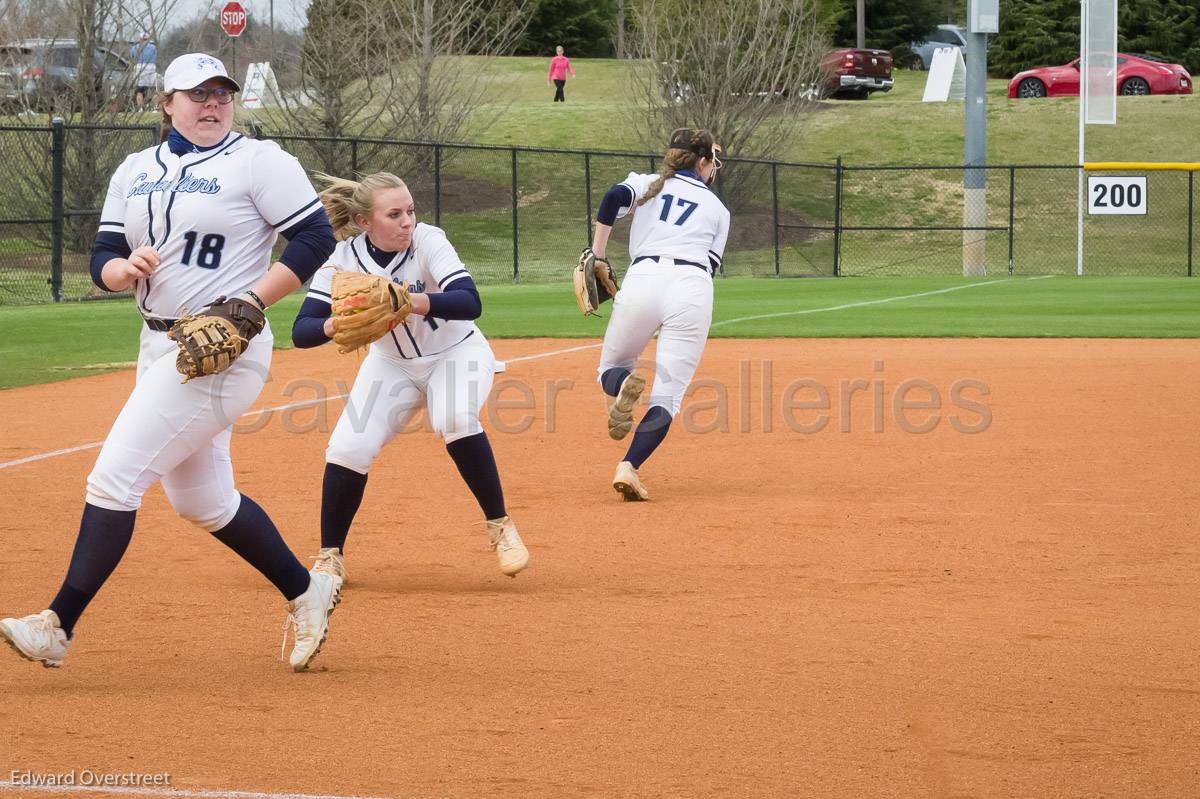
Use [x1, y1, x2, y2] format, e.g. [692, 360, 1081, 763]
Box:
[821, 48, 894, 99]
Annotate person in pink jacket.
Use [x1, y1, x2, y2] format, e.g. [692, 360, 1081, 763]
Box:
[547, 45, 575, 103]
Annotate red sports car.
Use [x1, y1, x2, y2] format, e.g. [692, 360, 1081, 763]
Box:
[1008, 53, 1193, 98]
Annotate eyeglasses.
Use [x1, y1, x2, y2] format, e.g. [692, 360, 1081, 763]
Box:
[181, 86, 235, 105]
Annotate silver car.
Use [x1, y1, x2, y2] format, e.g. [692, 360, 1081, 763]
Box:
[0, 38, 130, 113]
[908, 25, 969, 71]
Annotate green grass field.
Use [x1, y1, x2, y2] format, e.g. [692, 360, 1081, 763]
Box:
[9, 57, 1197, 167]
[6, 56, 1196, 301]
[454, 57, 1200, 166]
[2, 57, 1196, 387]
[1, 276, 1196, 389]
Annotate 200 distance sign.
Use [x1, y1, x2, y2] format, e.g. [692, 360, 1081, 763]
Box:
[1087, 176, 1147, 215]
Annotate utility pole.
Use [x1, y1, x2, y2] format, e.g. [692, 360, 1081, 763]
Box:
[963, 0, 998, 276]
[855, 0, 865, 49]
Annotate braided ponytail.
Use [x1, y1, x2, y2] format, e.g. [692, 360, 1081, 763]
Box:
[636, 128, 717, 206]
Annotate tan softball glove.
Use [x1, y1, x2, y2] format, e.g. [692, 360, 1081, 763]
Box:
[330, 271, 413, 353]
[574, 247, 619, 316]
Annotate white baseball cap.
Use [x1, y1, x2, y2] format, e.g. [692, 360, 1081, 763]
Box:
[163, 53, 241, 93]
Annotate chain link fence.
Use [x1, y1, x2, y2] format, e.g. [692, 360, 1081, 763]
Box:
[1, 122, 1196, 305]
[1, 121, 160, 304]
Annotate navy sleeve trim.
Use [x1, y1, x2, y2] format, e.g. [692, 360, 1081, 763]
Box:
[441, 275, 472, 292]
[437, 268, 470, 288]
[98, 220, 124, 228]
[291, 295, 333, 348]
[308, 288, 331, 299]
[279, 206, 327, 240]
[90, 231, 132, 292]
[425, 277, 481, 321]
[278, 208, 336, 284]
[597, 184, 635, 226]
[273, 197, 322, 230]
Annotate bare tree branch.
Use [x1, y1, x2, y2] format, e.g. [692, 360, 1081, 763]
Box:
[2, 0, 180, 256]
[626, 0, 828, 207]
[255, 0, 530, 176]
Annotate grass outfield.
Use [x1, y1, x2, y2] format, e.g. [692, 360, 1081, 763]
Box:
[10, 58, 1197, 166]
[0, 276, 1197, 389]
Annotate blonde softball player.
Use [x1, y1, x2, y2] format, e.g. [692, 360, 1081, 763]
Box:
[0, 54, 342, 672]
[290, 172, 529, 581]
[588, 128, 729, 501]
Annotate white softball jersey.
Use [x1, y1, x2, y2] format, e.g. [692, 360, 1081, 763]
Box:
[617, 171, 730, 274]
[598, 171, 731, 416]
[312, 226, 496, 464]
[308, 225, 481, 360]
[97, 133, 322, 319]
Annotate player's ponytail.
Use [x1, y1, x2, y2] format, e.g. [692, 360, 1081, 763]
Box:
[636, 128, 716, 207]
[314, 172, 409, 240]
[157, 91, 173, 142]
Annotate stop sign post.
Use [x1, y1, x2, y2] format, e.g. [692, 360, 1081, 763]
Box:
[220, 1, 247, 98]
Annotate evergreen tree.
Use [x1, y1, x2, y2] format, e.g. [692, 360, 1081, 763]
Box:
[1120, 0, 1200, 72]
[517, 0, 618, 57]
[988, 0, 1077, 76]
[827, 0, 942, 51]
[990, 0, 1200, 77]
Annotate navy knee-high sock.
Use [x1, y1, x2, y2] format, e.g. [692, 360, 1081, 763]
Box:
[624, 406, 674, 469]
[446, 432, 506, 520]
[601, 367, 631, 397]
[48, 503, 137, 637]
[321, 463, 368, 553]
[211, 495, 311, 601]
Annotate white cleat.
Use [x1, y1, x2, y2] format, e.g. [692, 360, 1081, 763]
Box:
[608, 372, 646, 440]
[282, 570, 342, 672]
[613, 460, 649, 502]
[486, 516, 530, 577]
[0, 610, 71, 668]
[312, 547, 347, 584]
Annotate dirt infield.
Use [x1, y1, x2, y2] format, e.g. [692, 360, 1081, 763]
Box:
[1, 338, 1197, 799]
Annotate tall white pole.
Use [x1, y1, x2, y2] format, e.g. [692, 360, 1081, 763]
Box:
[963, 2, 989, 276]
[1077, 0, 1086, 276]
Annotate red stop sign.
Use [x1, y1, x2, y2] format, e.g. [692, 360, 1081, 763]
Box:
[220, 1, 247, 37]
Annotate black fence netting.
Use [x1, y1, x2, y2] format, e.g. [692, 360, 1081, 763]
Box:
[2, 122, 1196, 304]
[0, 122, 157, 304]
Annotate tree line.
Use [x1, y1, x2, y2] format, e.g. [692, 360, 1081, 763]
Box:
[520, 0, 1200, 75]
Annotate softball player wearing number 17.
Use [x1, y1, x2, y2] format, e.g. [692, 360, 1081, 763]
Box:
[0, 54, 342, 672]
[589, 128, 729, 501]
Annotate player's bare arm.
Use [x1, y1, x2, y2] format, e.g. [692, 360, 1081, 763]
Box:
[591, 223, 613, 260]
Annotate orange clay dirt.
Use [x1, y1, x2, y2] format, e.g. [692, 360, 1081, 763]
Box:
[0, 338, 1197, 799]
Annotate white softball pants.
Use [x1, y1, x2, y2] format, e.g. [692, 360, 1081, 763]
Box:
[85, 323, 273, 532]
[325, 333, 497, 475]
[598, 260, 714, 416]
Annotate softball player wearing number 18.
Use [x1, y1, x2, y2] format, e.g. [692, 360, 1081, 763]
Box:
[0, 53, 342, 672]
[589, 128, 729, 501]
